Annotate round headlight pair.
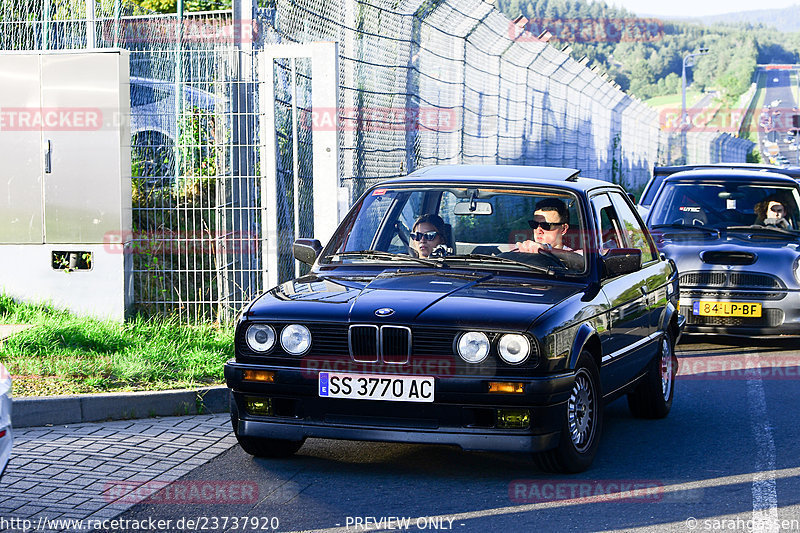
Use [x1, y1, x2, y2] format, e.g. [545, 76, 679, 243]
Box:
[246, 324, 311, 355]
[456, 332, 530, 365]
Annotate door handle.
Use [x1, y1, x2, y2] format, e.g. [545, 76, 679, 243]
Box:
[44, 139, 52, 174]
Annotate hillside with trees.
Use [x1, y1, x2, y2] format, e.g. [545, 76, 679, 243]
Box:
[497, 0, 800, 104]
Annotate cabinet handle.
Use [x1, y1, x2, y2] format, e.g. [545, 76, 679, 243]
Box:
[44, 139, 52, 174]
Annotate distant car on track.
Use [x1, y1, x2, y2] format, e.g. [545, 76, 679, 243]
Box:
[645, 168, 800, 336]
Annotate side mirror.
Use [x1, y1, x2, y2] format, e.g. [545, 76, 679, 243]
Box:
[602, 248, 642, 278]
[293, 238, 323, 265]
[627, 192, 636, 204]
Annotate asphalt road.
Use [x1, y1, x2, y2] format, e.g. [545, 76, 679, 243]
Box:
[758, 68, 799, 164]
[110, 336, 800, 533]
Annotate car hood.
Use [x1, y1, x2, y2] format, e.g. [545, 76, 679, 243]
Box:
[657, 232, 800, 287]
[247, 268, 584, 330]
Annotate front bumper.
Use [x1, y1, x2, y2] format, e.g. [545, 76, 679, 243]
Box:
[225, 361, 575, 453]
[679, 289, 800, 336]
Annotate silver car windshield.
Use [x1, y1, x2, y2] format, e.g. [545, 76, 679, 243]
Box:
[649, 181, 800, 231]
[320, 186, 588, 275]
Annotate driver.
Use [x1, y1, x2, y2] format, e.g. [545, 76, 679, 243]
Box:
[755, 195, 793, 228]
[411, 214, 450, 258]
[515, 198, 575, 253]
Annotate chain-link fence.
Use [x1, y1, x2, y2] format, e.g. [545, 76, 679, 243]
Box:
[1, 0, 753, 323]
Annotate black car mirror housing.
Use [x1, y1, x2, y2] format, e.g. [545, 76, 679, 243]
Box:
[602, 248, 642, 277]
[293, 238, 323, 265]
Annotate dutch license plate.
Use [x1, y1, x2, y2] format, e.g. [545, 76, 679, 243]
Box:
[693, 301, 762, 317]
[318, 372, 434, 402]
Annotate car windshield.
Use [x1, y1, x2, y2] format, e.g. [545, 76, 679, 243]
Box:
[320, 185, 588, 275]
[649, 180, 800, 232]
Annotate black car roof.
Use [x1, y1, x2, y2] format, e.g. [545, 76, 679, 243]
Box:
[663, 168, 800, 184]
[654, 164, 800, 179]
[379, 165, 616, 192]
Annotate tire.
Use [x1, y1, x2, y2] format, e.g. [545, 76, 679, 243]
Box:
[230, 396, 305, 458]
[535, 352, 603, 473]
[627, 331, 677, 419]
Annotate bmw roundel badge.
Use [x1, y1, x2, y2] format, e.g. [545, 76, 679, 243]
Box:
[375, 308, 395, 317]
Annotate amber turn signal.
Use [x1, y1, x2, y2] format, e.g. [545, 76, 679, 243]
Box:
[488, 381, 525, 393]
[242, 369, 275, 383]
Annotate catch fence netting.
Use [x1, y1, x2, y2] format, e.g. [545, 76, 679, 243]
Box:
[0, 0, 753, 322]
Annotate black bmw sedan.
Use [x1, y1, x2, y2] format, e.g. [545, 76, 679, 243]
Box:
[225, 165, 683, 473]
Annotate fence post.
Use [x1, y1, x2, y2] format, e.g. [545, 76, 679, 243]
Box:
[85, 0, 95, 48]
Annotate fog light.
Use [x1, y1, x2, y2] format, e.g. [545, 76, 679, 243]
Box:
[243, 370, 275, 383]
[245, 397, 273, 416]
[496, 408, 530, 429]
[488, 381, 525, 394]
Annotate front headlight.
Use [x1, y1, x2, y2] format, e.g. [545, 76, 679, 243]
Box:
[280, 324, 311, 355]
[794, 257, 800, 284]
[498, 334, 530, 364]
[246, 324, 276, 353]
[456, 332, 490, 363]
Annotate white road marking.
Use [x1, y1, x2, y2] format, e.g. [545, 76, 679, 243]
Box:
[748, 364, 779, 533]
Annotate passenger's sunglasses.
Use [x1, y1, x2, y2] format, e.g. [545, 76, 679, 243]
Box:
[528, 220, 564, 231]
[770, 205, 785, 213]
[410, 231, 439, 241]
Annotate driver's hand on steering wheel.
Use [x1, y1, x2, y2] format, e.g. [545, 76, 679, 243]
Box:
[514, 240, 551, 253]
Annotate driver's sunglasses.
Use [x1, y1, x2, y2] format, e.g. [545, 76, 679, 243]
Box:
[410, 231, 439, 241]
[528, 220, 564, 231]
[770, 205, 785, 214]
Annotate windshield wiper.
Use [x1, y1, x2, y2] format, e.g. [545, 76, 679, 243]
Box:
[650, 224, 721, 237]
[725, 225, 800, 238]
[327, 250, 441, 267]
[446, 253, 564, 274]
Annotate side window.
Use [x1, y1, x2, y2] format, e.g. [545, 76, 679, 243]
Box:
[609, 192, 656, 264]
[590, 194, 623, 252]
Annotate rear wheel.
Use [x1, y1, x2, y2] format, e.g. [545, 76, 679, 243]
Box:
[627, 331, 677, 419]
[535, 352, 603, 473]
[230, 396, 305, 458]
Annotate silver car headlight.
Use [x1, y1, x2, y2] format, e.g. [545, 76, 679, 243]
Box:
[456, 332, 490, 363]
[245, 324, 276, 353]
[280, 324, 311, 355]
[498, 334, 530, 364]
[794, 257, 800, 284]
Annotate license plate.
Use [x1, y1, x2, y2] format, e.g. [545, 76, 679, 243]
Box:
[318, 372, 434, 402]
[693, 301, 762, 317]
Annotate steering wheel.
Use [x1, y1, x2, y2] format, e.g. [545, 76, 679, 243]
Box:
[395, 221, 414, 255]
[536, 246, 569, 269]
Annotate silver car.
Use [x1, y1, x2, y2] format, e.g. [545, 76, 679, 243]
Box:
[0, 362, 12, 479]
[646, 168, 800, 335]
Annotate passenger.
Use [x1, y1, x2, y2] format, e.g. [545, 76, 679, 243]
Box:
[411, 214, 449, 258]
[515, 198, 575, 253]
[755, 196, 792, 228]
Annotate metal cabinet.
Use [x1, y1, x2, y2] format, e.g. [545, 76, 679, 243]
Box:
[0, 50, 132, 321]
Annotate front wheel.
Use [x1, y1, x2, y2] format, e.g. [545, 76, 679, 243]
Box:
[627, 331, 677, 419]
[230, 396, 305, 458]
[535, 352, 603, 473]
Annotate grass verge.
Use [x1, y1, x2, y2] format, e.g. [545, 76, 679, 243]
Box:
[0, 294, 233, 397]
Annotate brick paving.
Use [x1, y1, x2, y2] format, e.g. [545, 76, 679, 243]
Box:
[0, 414, 236, 532]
